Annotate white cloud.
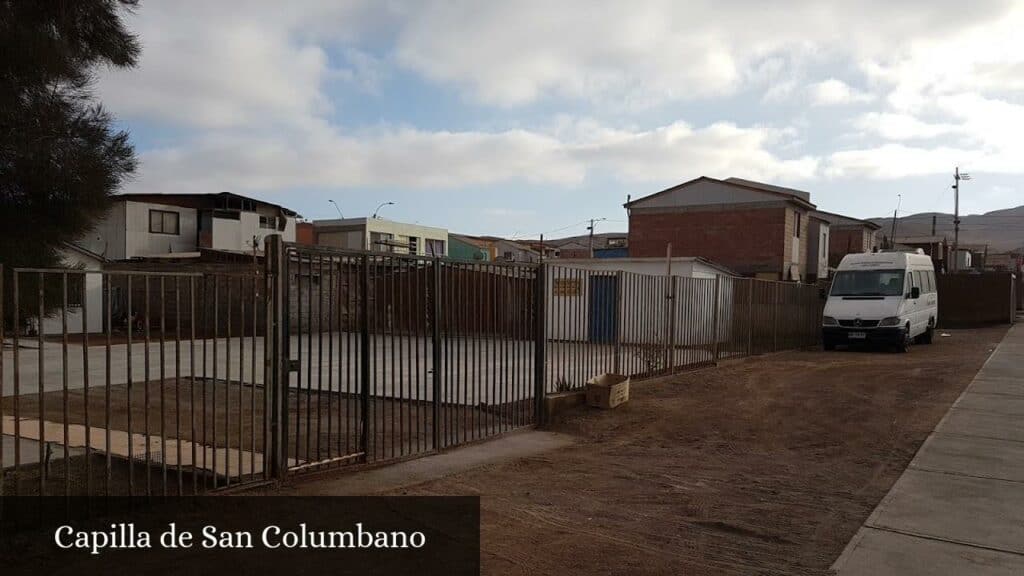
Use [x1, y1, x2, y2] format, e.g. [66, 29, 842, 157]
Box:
[95, 0, 1024, 197]
[126, 119, 817, 197]
[808, 79, 875, 106]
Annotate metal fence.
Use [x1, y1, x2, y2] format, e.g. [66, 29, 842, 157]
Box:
[1, 240, 822, 497]
[544, 267, 823, 391]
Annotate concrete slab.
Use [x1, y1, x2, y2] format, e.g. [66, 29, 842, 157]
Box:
[911, 433, 1024, 482]
[281, 429, 576, 496]
[867, 468, 1024, 554]
[968, 376, 1024, 398]
[936, 408, 1024, 442]
[954, 392, 1024, 416]
[973, 359, 1024, 380]
[834, 527, 1024, 576]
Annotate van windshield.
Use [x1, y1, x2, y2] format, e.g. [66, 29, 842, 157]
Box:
[830, 269, 905, 297]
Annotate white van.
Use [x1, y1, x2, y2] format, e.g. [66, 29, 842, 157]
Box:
[822, 251, 938, 352]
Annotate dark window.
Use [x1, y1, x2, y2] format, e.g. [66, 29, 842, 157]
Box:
[795, 211, 802, 238]
[259, 215, 278, 230]
[830, 269, 905, 297]
[912, 271, 923, 293]
[149, 210, 180, 235]
[67, 274, 85, 308]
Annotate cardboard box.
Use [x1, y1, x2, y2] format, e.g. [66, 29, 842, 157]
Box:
[585, 374, 630, 409]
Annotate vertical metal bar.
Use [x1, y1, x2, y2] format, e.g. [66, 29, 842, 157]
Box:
[431, 258, 442, 450]
[316, 254, 324, 462]
[264, 236, 286, 480]
[61, 273, 69, 498]
[534, 263, 546, 424]
[251, 274, 257, 481]
[187, 277, 196, 493]
[81, 272, 90, 497]
[159, 277, 168, 495]
[305, 255, 313, 465]
[327, 256, 334, 462]
[772, 282, 779, 353]
[388, 257, 396, 458]
[12, 271, 20, 496]
[211, 276, 219, 488]
[224, 278, 232, 487]
[0, 264, 4, 497]
[360, 255, 371, 461]
[237, 277, 245, 482]
[38, 272, 45, 497]
[143, 277, 152, 497]
[104, 275, 111, 496]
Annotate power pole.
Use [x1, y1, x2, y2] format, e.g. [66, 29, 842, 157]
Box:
[952, 167, 971, 272]
[890, 194, 902, 249]
[587, 218, 595, 258]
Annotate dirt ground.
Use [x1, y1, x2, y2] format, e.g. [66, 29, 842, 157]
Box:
[377, 327, 1007, 575]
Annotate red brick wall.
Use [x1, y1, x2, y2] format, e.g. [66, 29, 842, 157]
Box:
[296, 222, 315, 245]
[628, 207, 787, 276]
[828, 229, 864, 267]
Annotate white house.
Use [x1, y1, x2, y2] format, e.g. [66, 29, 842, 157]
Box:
[77, 192, 298, 260]
[40, 243, 106, 335]
[313, 217, 448, 256]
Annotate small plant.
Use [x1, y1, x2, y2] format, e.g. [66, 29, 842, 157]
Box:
[634, 342, 666, 373]
[554, 376, 572, 392]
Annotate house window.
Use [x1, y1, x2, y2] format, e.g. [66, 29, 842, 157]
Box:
[426, 239, 445, 256]
[149, 210, 180, 235]
[67, 274, 85, 308]
[408, 236, 419, 255]
[794, 211, 802, 237]
[259, 215, 278, 230]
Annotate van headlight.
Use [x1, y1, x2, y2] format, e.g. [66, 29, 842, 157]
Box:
[878, 316, 901, 327]
[822, 316, 838, 326]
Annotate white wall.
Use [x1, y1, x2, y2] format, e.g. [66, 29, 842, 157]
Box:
[210, 212, 296, 252]
[78, 202, 127, 260]
[125, 201, 199, 257]
[41, 249, 104, 335]
[545, 259, 734, 346]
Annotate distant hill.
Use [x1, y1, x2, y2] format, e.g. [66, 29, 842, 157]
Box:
[869, 205, 1024, 252]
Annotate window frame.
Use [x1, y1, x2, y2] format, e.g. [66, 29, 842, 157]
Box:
[149, 209, 180, 235]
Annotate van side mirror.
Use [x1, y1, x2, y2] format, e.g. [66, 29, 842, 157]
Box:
[911, 286, 921, 299]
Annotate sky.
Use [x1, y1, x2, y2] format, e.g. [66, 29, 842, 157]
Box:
[97, 0, 1024, 239]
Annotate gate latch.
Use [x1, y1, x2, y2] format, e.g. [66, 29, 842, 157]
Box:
[287, 359, 301, 372]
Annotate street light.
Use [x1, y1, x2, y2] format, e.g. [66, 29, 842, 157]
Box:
[373, 201, 395, 219]
[328, 199, 344, 219]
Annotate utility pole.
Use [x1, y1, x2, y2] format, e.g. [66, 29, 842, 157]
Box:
[586, 217, 606, 258]
[890, 194, 902, 249]
[952, 167, 971, 272]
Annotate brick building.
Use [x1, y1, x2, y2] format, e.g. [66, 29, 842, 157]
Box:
[812, 210, 881, 268]
[626, 177, 816, 281]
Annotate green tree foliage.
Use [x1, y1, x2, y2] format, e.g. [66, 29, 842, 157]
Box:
[0, 0, 139, 330]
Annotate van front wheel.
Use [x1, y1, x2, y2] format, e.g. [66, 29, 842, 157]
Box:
[896, 326, 912, 353]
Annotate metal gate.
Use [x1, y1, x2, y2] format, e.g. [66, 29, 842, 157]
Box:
[273, 239, 543, 475]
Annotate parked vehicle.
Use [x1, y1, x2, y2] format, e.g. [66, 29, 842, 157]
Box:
[822, 251, 938, 352]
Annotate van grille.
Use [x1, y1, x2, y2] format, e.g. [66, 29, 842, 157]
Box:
[838, 319, 880, 328]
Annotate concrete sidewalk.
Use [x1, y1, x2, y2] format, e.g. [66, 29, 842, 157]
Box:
[833, 322, 1024, 575]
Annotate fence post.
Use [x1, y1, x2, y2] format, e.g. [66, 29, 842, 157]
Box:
[360, 254, 371, 460]
[664, 276, 677, 374]
[772, 282, 780, 352]
[431, 258, 442, 450]
[747, 280, 753, 356]
[613, 270, 623, 375]
[534, 263, 547, 424]
[264, 235, 287, 479]
[712, 275, 721, 362]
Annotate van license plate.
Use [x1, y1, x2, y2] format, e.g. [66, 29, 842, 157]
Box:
[848, 332, 867, 340]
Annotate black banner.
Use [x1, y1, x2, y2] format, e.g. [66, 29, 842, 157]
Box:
[0, 496, 479, 575]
